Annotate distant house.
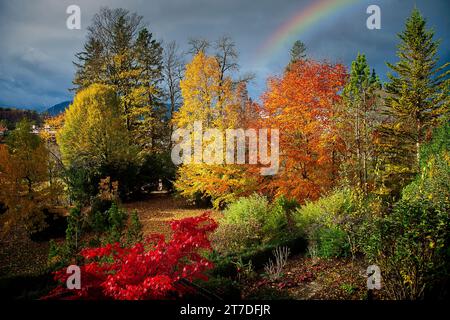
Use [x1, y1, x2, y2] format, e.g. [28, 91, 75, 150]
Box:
[31, 124, 58, 142]
[31, 124, 39, 134]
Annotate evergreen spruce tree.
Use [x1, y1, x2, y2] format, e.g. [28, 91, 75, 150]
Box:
[286, 40, 307, 71]
[133, 28, 166, 152]
[377, 8, 449, 196]
[73, 37, 105, 89]
[290, 40, 307, 63]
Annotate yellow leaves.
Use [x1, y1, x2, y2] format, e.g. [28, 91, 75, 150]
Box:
[400, 270, 413, 286]
[58, 84, 134, 168]
[174, 163, 257, 209]
[429, 240, 435, 249]
[172, 52, 257, 207]
[174, 52, 238, 130]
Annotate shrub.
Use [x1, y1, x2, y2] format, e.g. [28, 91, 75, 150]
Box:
[367, 128, 450, 299]
[43, 212, 217, 300]
[211, 194, 297, 256]
[88, 196, 113, 232]
[65, 207, 83, 253]
[373, 196, 450, 299]
[265, 196, 299, 235]
[107, 203, 127, 230]
[294, 188, 353, 258]
[89, 210, 108, 233]
[294, 188, 352, 230]
[47, 239, 70, 270]
[293, 187, 380, 258]
[211, 194, 269, 254]
[211, 217, 262, 253]
[222, 193, 270, 225]
[88, 201, 128, 242]
[126, 210, 143, 245]
[314, 227, 349, 258]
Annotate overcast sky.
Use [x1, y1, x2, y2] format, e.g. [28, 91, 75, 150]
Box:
[0, 0, 449, 110]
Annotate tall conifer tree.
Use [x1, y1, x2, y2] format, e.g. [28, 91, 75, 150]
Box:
[377, 8, 449, 196]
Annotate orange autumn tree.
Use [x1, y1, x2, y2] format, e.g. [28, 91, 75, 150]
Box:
[260, 59, 347, 203]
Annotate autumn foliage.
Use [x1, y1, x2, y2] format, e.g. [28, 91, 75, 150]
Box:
[172, 52, 258, 207]
[0, 120, 63, 234]
[260, 60, 347, 203]
[43, 212, 217, 300]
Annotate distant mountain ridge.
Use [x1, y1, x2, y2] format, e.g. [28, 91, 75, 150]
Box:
[44, 100, 72, 116]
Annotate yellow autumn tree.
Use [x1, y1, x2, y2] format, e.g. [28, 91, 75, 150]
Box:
[172, 52, 257, 208]
[57, 84, 135, 171]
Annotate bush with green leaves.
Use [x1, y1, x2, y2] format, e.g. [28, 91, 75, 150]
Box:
[65, 207, 83, 253]
[314, 227, 350, 258]
[103, 202, 128, 243]
[265, 195, 299, 235]
[126, 210, 143, 245]
[88, 200, 127, 236]
[47, 239, 70, 270]
[48, 202, 144, 270]
[211, 194, 300, 256]
[221, 193, 270, 225]
[293, 187, 377, 258]
[367, 124, 450, 299]
[211, 217, 262, 254]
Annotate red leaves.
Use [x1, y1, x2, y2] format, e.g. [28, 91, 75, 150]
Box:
[43, 212, 217, 300]
[297, 271, 315, 283]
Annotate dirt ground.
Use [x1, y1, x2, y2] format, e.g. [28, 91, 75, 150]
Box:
[0, 225, 50, 278]
[242, 255, 379, 300]
[122, 192, 222, 238]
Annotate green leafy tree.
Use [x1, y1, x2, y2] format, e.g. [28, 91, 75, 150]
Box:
[73, 37, 106, 89]
[131, 28, 166, 153]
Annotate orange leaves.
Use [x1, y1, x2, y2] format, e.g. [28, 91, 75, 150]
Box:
[260, 60, 347, 203]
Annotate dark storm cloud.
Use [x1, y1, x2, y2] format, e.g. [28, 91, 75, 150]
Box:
[0, 0, 448, 109]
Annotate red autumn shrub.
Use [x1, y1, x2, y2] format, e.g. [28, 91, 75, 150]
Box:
[43, 212, 217, 300]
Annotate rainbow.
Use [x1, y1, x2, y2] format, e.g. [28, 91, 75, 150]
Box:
[255, 0, 359, 66]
